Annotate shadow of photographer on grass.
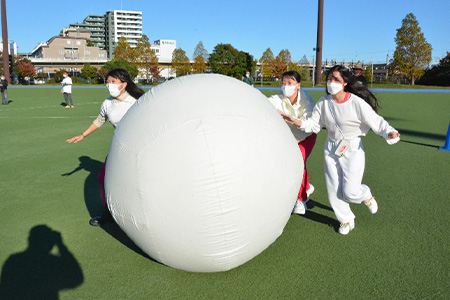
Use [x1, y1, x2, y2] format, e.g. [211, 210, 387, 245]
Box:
[0, 225, 83, 300]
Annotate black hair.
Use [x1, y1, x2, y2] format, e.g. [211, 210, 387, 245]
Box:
[106, 69, 145, 99]
[326, 65, 379, 112]
[282, 71, 302, 83]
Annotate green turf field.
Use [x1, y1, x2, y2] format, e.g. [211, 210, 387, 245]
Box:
[0, 87, 449, 299]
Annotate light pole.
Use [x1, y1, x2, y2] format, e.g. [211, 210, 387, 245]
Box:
[314, 0, 324, 86]
[260, 62, 263, 87]
[1, 0, 11, 83]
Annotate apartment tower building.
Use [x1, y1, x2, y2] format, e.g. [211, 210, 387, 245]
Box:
[70, 10, 142, 59]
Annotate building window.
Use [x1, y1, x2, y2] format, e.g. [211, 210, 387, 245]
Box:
[59, 50, 64, 54]
[85, 50, 91, 55]
[67, 40, 71, 44]
[99, 53, 104, 58]
[76, 41, 81, 45]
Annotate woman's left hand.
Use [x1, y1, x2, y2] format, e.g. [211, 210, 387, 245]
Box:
[388, 131, 400, 139]
[279, 111, 302, 127]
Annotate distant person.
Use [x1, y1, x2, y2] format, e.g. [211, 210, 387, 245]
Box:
[243, 71, 254, 86]
[66, 69, 145, 226]
[268, 71, 317, 215]
[61, 71, 74, 108]
[353, 63, 367, 86]
[282, 65, 400, 235]
[0, 75, 8, 105]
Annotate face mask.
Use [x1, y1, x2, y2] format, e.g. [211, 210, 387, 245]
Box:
[327, 82, 344, 95]
[282, 84, 297, 98]
[246, 73, 249, 78]
[106, 83, 124, 97]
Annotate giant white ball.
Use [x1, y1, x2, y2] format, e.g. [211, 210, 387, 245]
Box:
[105, 74, 303, 272]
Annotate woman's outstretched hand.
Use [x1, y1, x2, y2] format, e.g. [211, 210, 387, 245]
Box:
[66, 135, 84, 144]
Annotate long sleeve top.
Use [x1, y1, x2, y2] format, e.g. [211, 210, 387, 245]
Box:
[93, 92, 137, 128]
[268, 88, 316, 142]
[300, 93, 398, 144]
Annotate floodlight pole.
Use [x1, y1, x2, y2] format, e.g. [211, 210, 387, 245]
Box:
[314, 0, 324, 86]
[1, 0, 10, 83]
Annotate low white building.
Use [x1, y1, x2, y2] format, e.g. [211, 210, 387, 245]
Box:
[151, 39, 176, 79]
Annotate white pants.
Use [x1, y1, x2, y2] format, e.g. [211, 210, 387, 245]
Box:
[323, 137, 373, 223]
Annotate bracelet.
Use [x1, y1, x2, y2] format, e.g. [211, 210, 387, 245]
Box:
[81, 133, 86, 137]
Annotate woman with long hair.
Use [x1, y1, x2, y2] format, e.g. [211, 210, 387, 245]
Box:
[280, 65, 400, 235]
[268, 71, 317, 215]
[66, 69, 145, 226]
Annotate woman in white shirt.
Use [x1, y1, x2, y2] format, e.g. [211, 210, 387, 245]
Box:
[268, 71, 317, 215]
[66, 69, 145, 226]
[280, 65, 400, 235]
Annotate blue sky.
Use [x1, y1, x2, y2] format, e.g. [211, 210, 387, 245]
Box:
[5, 0, 450, 64]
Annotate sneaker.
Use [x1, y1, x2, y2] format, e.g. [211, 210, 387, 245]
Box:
[89, 210, 113, 227]
[364, 197, 378, 214]
[65, 105, 70, 108]
[70, 105, 75, 108]
[306, 184, 315, 197]
[338, 219, 355, 235]
[292, 199, 307, 215]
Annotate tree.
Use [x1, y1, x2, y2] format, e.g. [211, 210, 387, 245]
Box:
[97, 68, 108, 83]
[135, 35, 159, 82]
[273, 49, 291, 79]
[260, 48, 275, 79]
[54, 69, 67, 83]
[192, 55, 207, 74]
[390, 13, 432, 85]
[288, 62, 303, 75]
[114, 36, 136, 62]
[17, 59, 36, 83]
[81, 64, 98, 82]
[102, 59, 139, 79]
[171, 48, 191, 77]
[192, 41, 208, 74]
[417, 52, 450, 86]
[365, 65, 373, 83]
[299, 55, 309, 65]
[208, 44, 252, 79]
[150, 62, 161, 83]
[193, 41, 208, 62]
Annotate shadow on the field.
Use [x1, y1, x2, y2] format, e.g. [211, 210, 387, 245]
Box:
[304, 200, 340, 232]
[62, 156, 151, 260]
[399, 139, 440, 149]
[394, 128, 446, 140]
[0, 225, 83, 299]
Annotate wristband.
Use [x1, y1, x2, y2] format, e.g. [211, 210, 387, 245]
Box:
[81, 133, 86, 137]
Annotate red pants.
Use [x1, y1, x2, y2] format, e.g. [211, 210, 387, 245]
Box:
[297, 133, 317, 201]
[98, 156, 107, 207]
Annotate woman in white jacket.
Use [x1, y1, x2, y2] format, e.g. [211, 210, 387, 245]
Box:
[268, 71, 317, 215]
[280, 65, 400, 235]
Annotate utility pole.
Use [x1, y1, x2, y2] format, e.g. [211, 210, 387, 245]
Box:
[314, 0, 324, 86]
[1, 0, 10, 83]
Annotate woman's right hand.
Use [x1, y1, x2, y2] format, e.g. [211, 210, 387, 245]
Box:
[66, 135, 84, 144]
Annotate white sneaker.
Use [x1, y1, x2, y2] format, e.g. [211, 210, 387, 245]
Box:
[306, 184, 315, 197]
[364, 197, 378, 214]
[292, 199, 307, 215]
[338, 219, 355, 235]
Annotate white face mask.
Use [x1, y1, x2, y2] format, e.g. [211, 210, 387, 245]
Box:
[106, 83, 124, 97]
[282, 84, 298, 98]
[327, 82, 344, 95]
